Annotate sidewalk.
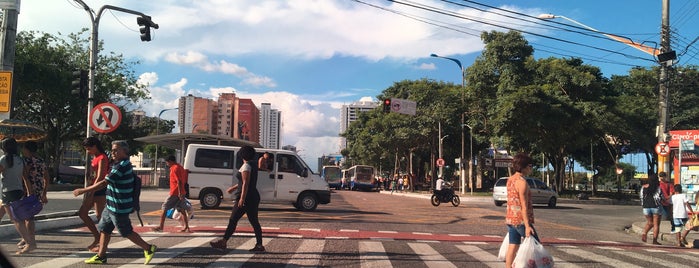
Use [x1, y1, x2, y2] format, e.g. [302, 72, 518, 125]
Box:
[380, 190, 699, 246]
[0, 188, 170, 238]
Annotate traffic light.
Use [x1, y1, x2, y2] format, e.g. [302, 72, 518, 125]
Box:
[137, 15, 159, 42]
[383, 98, 391, 113]
[71, 70, 88, 99]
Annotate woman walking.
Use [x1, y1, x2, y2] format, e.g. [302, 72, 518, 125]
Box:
[210, 145, 265, 252]
[504, 153, 540, 268]
[0, 138, 33, 254]
[78, 137, 109, 251]
[641, 174, 663, 245]
[18, 141, 49, 252]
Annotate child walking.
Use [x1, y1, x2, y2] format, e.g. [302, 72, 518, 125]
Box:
[671, 184, 695, 247]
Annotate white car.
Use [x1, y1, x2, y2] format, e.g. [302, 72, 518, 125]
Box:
[492, 177, 558, 208]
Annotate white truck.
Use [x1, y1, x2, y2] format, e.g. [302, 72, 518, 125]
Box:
[184, 144, 331, 211]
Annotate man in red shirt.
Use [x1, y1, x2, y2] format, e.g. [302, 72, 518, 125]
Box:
[658, 171, 675, 232]
[152, 155, 190, 232]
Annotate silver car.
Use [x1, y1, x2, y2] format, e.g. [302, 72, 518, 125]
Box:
[493, 177, 558, 208]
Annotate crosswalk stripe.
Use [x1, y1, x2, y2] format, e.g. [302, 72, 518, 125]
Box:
[118, 236, 212, 267]
[206, 237, 272, 268]
[557, 247, 642, 268]
[408, 242, 456, 268]
[670, 253, 699, 262]
[613, 250, 692, 268]
[359, 241, 392, 268]
[456, 244, 500, 268]
[27, 235, 158, 268]
[284, 239, 325, 268]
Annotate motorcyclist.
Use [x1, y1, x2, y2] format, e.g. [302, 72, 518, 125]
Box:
[435, 176, 445, 199]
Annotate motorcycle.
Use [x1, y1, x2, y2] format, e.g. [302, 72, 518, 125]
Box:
[431, 185, 460, 207]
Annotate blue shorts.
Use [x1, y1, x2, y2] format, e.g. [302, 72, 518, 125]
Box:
[507, 224, 540, 245]
[643, 207, 661, 216]
[673, 218, 688, 228]
[97, 208, 134, 237]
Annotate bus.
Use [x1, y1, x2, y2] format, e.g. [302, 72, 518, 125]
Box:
[346, 165, 376, 191]
[321, 165, 343, 190]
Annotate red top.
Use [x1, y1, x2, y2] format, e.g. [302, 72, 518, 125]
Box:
[506, 174, 534, 226]
[659, 181, 673, 206]
[169, 163, 186, 196]
[90, 153, 109, 184]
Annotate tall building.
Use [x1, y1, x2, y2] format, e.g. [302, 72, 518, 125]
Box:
[259, 103, 281, 149]
[234, 98, 260, 143]
[179, 94, 216, 134]
[339, 99, 378, 149]
[131, 110, 146, 127]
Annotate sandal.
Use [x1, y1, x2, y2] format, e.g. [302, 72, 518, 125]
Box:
[17, 240, 26, 248]
[16, 243, 36, 255]
[641, 234, 647, 243]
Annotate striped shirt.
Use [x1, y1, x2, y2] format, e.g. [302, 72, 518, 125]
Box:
[105, 159, 135, 214]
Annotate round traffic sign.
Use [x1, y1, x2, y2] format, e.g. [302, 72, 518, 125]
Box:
[90, 103, 122, 134]
[436, 158, 445, 167]
[655, 142, 669, 156]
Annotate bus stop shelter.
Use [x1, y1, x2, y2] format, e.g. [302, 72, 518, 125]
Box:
[134, 133, 260, 158]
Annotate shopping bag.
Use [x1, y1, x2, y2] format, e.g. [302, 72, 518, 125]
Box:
[9, 195, 43, 221]
[512, 236, 554, 268]
[497, 233, 509, 261]
[686, 214, 699, 231]
[165, 208, 176, 219]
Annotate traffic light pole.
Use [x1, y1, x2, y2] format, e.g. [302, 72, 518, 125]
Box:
[73, 0, 158, 187]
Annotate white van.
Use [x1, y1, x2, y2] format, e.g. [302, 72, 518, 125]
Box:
[184, 144, 331, 211]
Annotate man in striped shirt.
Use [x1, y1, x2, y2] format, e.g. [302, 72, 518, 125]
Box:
[73, 140, 157, 265]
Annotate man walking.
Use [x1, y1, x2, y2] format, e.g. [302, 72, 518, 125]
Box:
[73, 140, 156, 264]
[153, 155, 190, 233]
[658, 171, 675, 232]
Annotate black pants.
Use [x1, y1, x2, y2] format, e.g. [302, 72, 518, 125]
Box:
[223, 191, 262, 245]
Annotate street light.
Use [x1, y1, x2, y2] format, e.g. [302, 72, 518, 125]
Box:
[431, 53, 467, 195]
[539, 9, 673, 174]
[463, 124, 473, 195]
[154, 108, 178, 183]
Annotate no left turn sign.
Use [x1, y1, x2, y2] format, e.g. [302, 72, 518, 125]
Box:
[90, 103, 122, 134]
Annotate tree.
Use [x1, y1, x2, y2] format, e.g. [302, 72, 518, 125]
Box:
[12, 30, 150, 178]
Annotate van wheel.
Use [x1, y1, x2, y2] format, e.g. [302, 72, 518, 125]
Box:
[200, 189, 222, 209]
[494, 201, 504, 207]
[298, 193, 318, 211]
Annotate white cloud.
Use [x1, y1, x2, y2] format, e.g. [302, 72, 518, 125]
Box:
[417, 63, 436, 70]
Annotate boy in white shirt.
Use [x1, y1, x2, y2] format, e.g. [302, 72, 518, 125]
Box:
[671, 184, 695, 247]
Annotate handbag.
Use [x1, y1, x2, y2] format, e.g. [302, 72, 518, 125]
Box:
[512, 236, 554, 268]
[497, 233, 509, 261]
[9, 195, 43, 221]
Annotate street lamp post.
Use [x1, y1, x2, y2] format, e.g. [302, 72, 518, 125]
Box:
[430, 53, 467, 195]
[439, 134, 449, 178]
[154, 108, 178, 183]
[464, 124, 473, 195]
[539, 7, 673, 174]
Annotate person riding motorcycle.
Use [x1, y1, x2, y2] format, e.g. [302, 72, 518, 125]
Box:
[435, 177, 446, 199]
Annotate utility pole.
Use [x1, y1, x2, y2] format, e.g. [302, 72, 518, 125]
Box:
[0, 2, 20, 120]
[658, 0, 671, 175]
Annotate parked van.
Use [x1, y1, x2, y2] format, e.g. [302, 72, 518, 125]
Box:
[184, 144, 331, 211]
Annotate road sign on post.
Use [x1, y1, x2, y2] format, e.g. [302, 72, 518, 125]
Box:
[90, 102, 122, 134]
[0, 71, 12, 112]
[390, 98, 416, 116]
[436, 158, 445, 167]
[655, 142, 669, 156]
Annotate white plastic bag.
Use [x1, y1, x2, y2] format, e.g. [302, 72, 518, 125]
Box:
[512, 236, 554, 268]
[497, 233, 509, 261]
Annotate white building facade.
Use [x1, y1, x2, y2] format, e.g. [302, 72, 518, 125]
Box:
[340, 99, 378, 150]
[259, 103, 282, 149]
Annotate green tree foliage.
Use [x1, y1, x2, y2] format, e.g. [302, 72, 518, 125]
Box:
[12, 30, 154, 178]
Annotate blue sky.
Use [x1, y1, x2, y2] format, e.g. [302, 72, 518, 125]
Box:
[17, 1, 699, 171]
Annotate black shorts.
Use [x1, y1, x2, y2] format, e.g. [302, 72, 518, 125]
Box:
[93, 188, 107, 197]
[1, 190, 25, 204]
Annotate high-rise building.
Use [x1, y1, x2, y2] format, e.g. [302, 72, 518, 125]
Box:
[131, 110, 146, 127]
[259, 103, 281, 149]
[339, 99, 378, 149]
[179, 94, 215, 134]
[234, 98, 260, 143]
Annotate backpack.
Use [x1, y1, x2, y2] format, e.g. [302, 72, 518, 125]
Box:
[133, 174, 144, 226]
[132, 174, 142, 212]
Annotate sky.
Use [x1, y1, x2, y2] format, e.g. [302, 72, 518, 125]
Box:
[15, 0, 699, 171]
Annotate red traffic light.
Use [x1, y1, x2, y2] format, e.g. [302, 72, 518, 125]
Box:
[383, 98, 391, 113]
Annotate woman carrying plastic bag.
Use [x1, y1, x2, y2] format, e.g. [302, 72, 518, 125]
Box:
[512, 236, 554, 268]
[503, 153, 553, 268]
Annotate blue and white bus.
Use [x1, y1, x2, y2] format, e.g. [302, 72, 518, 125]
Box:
[321, 165, 343, 190]
[347, 165, 376, 191]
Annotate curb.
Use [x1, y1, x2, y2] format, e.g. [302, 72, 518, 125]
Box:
[0, 212, 96, 238]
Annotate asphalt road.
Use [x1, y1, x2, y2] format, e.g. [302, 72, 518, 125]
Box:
[1, 189, 697, 267]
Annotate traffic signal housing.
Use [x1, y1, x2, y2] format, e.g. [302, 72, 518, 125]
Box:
[383, 98, 391, 113]
[137, 15, 159, 42]
[71, 70, 88, 99]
